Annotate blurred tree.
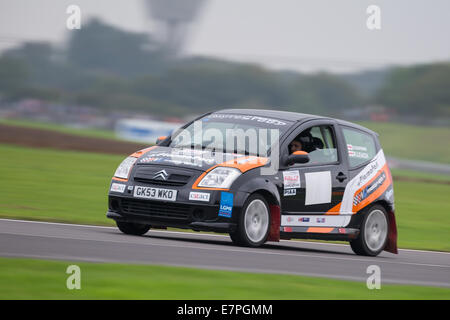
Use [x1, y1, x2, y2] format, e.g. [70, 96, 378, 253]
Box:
[289, 73, 364, 115]
[5, 18, 446, 121]
[0, 56, 29, 94]
[67, 18, 166, 77]
[375, 63, 450, 117]
[3, 41, 95, 91]
[340, 69, 390, 98]
[132, 64, 291, 113]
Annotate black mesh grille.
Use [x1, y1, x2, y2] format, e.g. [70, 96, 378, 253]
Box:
[133, 167, 192, 187]
[133, 178, 187, 187]
[120, 198, 190, 220]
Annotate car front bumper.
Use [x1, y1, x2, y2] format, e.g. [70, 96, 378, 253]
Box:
[106, 192, 245, 233]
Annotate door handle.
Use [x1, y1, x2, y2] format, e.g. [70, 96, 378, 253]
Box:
[336, 172, 347, 182]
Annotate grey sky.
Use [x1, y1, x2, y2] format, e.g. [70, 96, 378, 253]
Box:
[0, 0, 449, 73]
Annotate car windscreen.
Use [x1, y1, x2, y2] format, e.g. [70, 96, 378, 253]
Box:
[170, 113, 294, 157]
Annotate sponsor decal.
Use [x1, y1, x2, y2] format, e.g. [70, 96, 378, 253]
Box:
[283, 170, 301, 189]
[139, 151, 217, 167]
[189, 192, 210, 202]
[353, 172, 386, 206]
[284, 189, 296, 196]
[347, 144, 368, 152]
[349, 151, 369, 159]
[340, 149, 387, 214]
[209, 114, 287, 126]
[110, 183, 126, 193]
[139, 157, 160, 163]
[357, 162, 380, 187]
[127, 185, 134, 191]
[218, 192, 233, 218]
[237, 156, 258, 164]
[338, 228, 346, 234]
[281, 215, 351, 227]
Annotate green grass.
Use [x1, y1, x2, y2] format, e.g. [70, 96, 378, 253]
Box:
[0, 144, 449, 251]
[0, 257, 448, 299]
[0, 118, 118, 140]
[358, 121, 450, 164]
[0, 143, 122, 226]
[392, 168, 450, 182]
[394, 179, 450, 251]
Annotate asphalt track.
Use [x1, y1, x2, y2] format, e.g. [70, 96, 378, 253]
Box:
[0, 219, 449, 288]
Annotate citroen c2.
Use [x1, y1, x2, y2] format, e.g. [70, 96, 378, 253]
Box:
[107, 109, 397, 256]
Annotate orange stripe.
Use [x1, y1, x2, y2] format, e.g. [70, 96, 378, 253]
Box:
[326, 202, 341, 215]
[353, 163, 389, 197]
[307, 227, 334, 233]
[131, 146, 157, 158]
[112, 177, 128, 182]
[352, 165, 392, 212]
[192, 156, 268, 190]
[112, 146, 157, 182]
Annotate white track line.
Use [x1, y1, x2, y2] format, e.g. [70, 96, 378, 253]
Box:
[1, 218, 449, 255]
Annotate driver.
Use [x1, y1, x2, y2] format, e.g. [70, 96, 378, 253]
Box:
[289, 138, 303, 154]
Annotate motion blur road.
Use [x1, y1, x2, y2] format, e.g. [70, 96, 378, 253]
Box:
[0, 219, 449, 287]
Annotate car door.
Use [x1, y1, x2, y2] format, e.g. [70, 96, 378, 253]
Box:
[278, 120, 349, 226]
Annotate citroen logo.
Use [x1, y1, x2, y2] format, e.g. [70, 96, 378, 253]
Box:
[153, 170, 168, 180]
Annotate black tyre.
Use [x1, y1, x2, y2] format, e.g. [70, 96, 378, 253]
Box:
[116, 221, 151, 236]
[350, 205, 389, 256]
[229, 194, 270, 247]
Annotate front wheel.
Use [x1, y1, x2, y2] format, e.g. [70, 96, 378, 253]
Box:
[116, 221, 151, 236]
[229, 194, 270, 247]
[350, 205, 388, 256]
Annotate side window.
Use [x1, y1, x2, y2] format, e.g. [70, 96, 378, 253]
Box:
[342, 127, 377, 167]
[288, 125, 338, 165]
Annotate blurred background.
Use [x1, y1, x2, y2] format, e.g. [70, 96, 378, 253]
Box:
[0, 0, 449, 299]
[0, 0, 449, 250]
[1, 0, 449, 130]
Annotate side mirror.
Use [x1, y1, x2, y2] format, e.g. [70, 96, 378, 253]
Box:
[285, 151, 309, 165]
[155, 136, 168, 145]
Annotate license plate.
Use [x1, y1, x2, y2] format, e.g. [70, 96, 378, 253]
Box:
[133, 186, 177, 201]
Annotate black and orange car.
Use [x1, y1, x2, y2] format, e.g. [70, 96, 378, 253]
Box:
[107, 109, 397, 256]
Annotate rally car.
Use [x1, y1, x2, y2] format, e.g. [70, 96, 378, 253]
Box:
[107, 109, 397, 256]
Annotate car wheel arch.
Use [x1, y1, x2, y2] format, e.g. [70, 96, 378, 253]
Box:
[350, 200, 397, 255]
[242, 189, 281, 242]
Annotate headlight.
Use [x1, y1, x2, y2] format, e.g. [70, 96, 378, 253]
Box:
[114, 156, 137, 179]
[198, 167, 241, 189]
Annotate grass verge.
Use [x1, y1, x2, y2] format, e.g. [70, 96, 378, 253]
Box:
[0, 118, 118, 140]
[358, 121, 450, 164]
[0, 257, 449, 299]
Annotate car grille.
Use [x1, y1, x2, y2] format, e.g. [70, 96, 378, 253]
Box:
[120, 198, 189, 220]
[133, 167, 192, 187]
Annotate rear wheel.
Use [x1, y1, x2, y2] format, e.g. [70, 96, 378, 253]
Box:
[350, 205, 388, 256]
[229, 194, 270, 247]
[116, 221, 151, 236]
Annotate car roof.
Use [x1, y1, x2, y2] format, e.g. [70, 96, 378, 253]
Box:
[214, 108, 378, 136]
[215, 108, 322, 122]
